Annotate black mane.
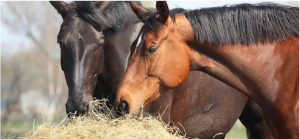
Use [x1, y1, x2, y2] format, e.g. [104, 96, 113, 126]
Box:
[146, 3, 299, 46]
[72, 1, 143, 31]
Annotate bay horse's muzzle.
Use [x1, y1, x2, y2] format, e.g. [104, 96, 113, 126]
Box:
[116, 99, 144, 119]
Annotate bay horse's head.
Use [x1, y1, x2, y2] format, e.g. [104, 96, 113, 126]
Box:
[50, 1, 113, 116]
[115, 1, 191, 116]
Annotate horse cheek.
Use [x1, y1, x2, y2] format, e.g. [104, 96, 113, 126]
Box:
[176, 55, 190, 86]
[181, 59, 190, 84]
[165, 52, 190, 88]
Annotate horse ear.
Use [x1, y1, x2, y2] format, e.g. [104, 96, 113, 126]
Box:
[50, 1, 69, 17]
[156, 1, 170, 23]
[94, 1, 113, 12]
[130, 2, 150, 23]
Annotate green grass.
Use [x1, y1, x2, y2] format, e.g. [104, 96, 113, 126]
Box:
[7, 122, 24, 129]
[1, 112, 65, 139]
[1, 120, 40, 139]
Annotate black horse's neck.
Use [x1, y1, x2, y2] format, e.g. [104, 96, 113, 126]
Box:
[95, 2, 145, 102]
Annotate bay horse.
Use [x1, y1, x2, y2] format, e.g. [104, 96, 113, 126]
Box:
[115, 1, 299, 139]
[51, 1, 272, 138]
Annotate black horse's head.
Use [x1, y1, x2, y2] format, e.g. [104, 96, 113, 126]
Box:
[50, 1, 113, 116]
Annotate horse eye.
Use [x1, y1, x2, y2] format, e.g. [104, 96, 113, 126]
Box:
[148, 46, 158, 53]
[57, 39, 63, 45]
[96, 42, 104, 49]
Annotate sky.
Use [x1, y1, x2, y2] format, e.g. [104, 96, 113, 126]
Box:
[1, 1, 33, 56]
[0, 1, 291, 55]
[167, 1, 286, 9]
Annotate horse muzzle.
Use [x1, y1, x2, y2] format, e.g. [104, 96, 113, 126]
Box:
[65, 99, 89, 117]
[115, 99, 144, 119]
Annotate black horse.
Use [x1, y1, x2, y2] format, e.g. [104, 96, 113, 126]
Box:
[50, 1, 146, 115]
[50, 1, 273, 138]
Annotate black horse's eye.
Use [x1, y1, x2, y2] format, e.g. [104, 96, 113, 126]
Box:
[96, 42, 104, 49]
[57, 39, 63, 45]
[148, 46, 158, 53]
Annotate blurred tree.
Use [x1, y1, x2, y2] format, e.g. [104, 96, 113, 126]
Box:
[1, 1, 67, 124]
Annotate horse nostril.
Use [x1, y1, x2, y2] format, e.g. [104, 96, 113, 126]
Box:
[119, 100, 130, 114]
[121, 102, 126, 110]
[68, 113, 74, 118]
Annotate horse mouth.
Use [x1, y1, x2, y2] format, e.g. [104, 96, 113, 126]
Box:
[67, 104, 90, 118]
[137, 107, 143, 120]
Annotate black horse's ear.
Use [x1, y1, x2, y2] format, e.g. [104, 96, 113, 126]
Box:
[94, 1, 113, 12]
[156, 1, 170, 23]
[50, 1, 69, 17]
[130, 2, 150, 23]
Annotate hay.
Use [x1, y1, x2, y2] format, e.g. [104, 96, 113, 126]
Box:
[22, 99, 187, 139]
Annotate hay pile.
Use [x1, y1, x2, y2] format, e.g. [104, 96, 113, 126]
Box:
[22, 99, 187, 139]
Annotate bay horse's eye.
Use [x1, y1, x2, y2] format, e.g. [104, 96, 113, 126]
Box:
[148, 46, 158, 53]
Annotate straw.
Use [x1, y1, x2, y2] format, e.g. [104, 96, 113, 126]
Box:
[21, 99, 187, 139]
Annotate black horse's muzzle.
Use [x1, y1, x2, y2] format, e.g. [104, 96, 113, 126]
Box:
[66, 100, 89, 117]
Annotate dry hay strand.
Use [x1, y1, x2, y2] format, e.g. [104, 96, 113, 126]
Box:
[21, 99, 187, 139]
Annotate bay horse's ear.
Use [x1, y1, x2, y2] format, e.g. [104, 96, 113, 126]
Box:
[156, 1, 170, 23]
[50, 1, 69, 17]
[130, 2, 150, 23]
[94, 1, 113, 12]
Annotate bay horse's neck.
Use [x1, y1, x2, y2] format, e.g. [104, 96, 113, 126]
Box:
[97, 3, 144, 97]
[178, 15, 299, 138]
[177, 15, 299, 107]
